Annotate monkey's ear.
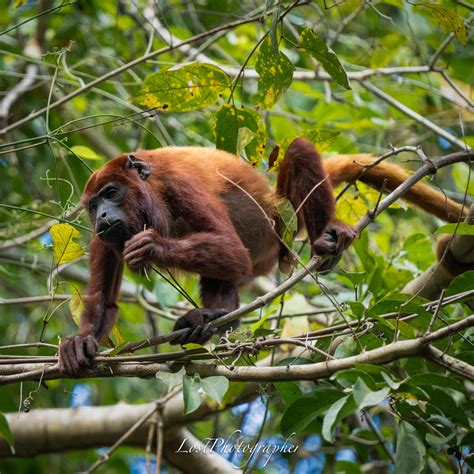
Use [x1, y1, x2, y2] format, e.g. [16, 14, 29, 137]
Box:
[127, 154, 151, 181]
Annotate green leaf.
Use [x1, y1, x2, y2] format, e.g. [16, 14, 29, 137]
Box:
[435, 222, 474, 235]
[280, 389, 344, 436]
[277, 198, 298, 252]
[334, 336, 358, 359]
[419, 2, 468, 46]
[301, 128, 340, 152]
[0, 413, 13, 447]
[299, 29, 351, 90]
[50, 223, 84, 265]
[335, 461, 363, 474]
[70, 145, 102, 161]
[256, 37, 295, 108]
[353, 378, 390, 410]
[409, 373, 465, 394]
[213, 104, 266, 163]
[133, 63, 230, 112]
[156, 367, 185, 391]
[201, 376, 229, 405]
[395, 421, 426, 474]
[274, 382, 302, 406]
[339, 269, 367, 287]
[322, 395, 355, 442]
[334, 369, 377, 390]
[183, 373, 203, 415]
[446, 270, 474, 297]
[425, 431, 456, 448]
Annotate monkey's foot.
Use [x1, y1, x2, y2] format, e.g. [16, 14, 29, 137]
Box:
[58, 335, 98, 376]
[171, 308, 228, 345]
[313, 220, 357, 273]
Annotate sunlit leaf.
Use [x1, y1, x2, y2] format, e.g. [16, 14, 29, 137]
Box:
[133, 63, 230, 112]
[435, 222, 474, 235]
[70, 145, 102, 161]
[69, 287, 84, 326]
[50, 223, 84, 265]
[419, 3, 467, 46]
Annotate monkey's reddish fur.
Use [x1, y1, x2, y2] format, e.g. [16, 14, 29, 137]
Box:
[58, 139, 466, 374]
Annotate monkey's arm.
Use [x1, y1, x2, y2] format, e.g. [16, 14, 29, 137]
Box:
[123, 179, 252, 280]
[59, 237, 123, 374]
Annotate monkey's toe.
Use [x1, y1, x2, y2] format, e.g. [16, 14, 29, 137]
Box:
[171, 308, 229, 345]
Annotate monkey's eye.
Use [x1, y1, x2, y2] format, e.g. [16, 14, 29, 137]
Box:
[106, 188, 118, 199]
[88, 201, 97, 214]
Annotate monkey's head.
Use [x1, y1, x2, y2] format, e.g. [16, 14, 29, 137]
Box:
[82, 154, 154, 246]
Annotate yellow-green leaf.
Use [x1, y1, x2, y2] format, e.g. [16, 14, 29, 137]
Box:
[419, 3, 467, 46]
[50, 223, 84, 265]
[133, 63, 230, 112]
[270, 129, 340, 171]
[69, 287, 84, 326]
[70, 145, 102, 161]
[435, 222, 474, 235]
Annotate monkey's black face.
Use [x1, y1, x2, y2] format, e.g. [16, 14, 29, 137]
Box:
[88, 183, 131, 245]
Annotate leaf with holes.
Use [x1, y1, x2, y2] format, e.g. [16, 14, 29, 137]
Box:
[419, 3, 467, 46]
[133, 63, 230, 112]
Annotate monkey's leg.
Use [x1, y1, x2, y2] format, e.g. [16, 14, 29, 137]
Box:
[171, 277, 239, 345]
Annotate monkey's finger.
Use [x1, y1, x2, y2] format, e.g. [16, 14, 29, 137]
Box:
[185, 325, 203, 343]
[73, 337, 91, 367]
[203, 309, 228, 323]
[84, 336, 98, 359]
[196, 323, 217, 344]
[172, 328, 192, 345]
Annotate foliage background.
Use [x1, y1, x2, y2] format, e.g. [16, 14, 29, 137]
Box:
[0, 0, 473, 472]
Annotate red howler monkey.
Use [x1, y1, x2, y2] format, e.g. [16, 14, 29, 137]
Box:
[58, 138, 467, 374]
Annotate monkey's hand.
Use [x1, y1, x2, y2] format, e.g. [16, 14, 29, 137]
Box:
[313, 220, 357, 273]
[58, 335, 98, 375]
[124, 229, 164, 274]
[171, 308, 232, 345]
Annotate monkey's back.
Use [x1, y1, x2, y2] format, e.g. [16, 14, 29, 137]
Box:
[133, 147, 282, 276]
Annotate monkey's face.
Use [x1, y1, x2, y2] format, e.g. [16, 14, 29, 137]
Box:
[87, 182, 131, 245]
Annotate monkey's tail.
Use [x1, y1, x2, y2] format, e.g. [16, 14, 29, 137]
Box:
[276, 138, 336, 240]
[324, 154, 466, 223]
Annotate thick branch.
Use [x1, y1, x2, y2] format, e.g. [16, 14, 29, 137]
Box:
[1, 316, 471, 385]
